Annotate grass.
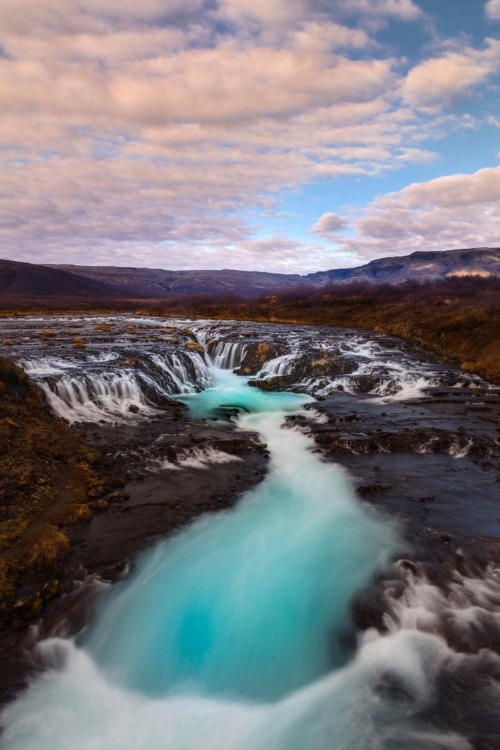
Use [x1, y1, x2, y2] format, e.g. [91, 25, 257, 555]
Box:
[0, 357, 101, 621]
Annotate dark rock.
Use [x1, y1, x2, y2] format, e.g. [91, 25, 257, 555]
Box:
[12, 595, 43, 619]
[237, 342, 286, 376]
[38, 579, 61, 601]
[107, 490, 129, 502]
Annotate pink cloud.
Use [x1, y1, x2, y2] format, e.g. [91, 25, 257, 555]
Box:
[403, 39, 500, 109]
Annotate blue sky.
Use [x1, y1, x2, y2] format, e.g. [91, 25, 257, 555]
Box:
[0, 0, 499, 272]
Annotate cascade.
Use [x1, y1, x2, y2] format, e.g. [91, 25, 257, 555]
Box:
[2, 322, 495, 749]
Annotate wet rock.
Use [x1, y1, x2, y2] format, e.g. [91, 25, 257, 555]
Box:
[12, 595, 43, 619]
[184, 341, 205, 355]
[357, 482, 393, 496]
[398, 559, 418, 575]
[163, 446, 178, 463]
[428, 530, 453, 544]
[248, 376, 289, 392]
[237, 342, 286, 376]
[38, 579, 61, 601]
[294, 354, 358, 379]
[352, 374, 381, 393]
[107, 490, 129, 503]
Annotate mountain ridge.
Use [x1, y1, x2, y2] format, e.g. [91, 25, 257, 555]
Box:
[0, 247, 498, 301]
[47, 247, 500, 297]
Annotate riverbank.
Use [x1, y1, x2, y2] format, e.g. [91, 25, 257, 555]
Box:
[1, 278, 499, 384]
[158, 278, 500, 385]
[0, 357, 100, 620]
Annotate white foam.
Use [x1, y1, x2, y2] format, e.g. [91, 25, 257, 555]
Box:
[162, 447, 243, 471]
[20, 357, 79, 376]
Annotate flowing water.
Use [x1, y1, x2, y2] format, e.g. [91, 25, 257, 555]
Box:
[1, 316, 500, 748]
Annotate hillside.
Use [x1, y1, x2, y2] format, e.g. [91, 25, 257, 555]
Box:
[308, 247, 500, 285]
[0, 259, 125, 299]
[44, 265, 304, 298]
[0, 248, 498, 306]
[47, 247, 500, 298]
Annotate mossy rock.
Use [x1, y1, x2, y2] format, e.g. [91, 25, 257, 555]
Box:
[184, 341, 204, 355]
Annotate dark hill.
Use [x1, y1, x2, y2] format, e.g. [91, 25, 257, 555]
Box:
[307, 247, 500, 285]
[44, 265, 304, 298]
[49, 247, 500, 297]
[0, 259, 125, 298]
[0, 247, 498, 304]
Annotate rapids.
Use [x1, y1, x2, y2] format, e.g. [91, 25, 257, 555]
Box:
[1, 317, 499, 748]
[0, 362, 409, 749]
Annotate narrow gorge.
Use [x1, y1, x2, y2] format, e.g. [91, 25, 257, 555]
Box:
[1, 314, 499, 749]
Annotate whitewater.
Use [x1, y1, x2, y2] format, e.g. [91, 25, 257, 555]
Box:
[1, 361, 478, 749]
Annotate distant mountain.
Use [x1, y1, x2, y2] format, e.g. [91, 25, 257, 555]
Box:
[45, 264, 304, 298]
[47, 247, 500, 298]
[0, 259, 124, 298]
[307, 247, 500, 285]
[0, 247, 497, 303]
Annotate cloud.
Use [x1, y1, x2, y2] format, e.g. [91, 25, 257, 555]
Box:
[310, 213, 348, 238]
[0, 0, 493, 272]
[335, 0, 422, 21]
[338, 166, 500, 259]
[485, 0, 500, 20]
[403, 39, 500, 108]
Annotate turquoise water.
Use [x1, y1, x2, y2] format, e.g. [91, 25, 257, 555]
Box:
[2, 367, 422, 749]
[84, 370, 394, 700]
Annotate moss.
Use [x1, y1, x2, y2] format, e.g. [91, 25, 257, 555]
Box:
[0, 356, 102, 621]
[184, 341, 204, 354]
[63, 503, 93, 524]
[26, 526, 69, 569]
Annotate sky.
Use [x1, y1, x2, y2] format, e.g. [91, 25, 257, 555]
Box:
[0, 0, 499, 274]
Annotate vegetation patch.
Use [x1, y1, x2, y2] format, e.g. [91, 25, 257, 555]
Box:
[0, 357, 101, 624]
[158, 278, 500, 385]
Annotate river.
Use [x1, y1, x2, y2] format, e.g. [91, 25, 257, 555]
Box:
[1, 315, 499, 748]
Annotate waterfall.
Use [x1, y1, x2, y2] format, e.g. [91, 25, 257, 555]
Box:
[257, 352, 297, 378]
[149, 352, 212, 393]
[210, 341, 247, 370]
[27, 349, 212, 424]
[2, 352, 497, 750]
[40, 371, 162, 424]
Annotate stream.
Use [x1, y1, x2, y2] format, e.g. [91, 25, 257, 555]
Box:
[1, 315, 500, 748]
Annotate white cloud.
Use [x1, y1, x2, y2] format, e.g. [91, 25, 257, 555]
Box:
[336, 0, 422, 20]
[485, 0, 500, 20]
[0, 0, 493, 272]
[310, 213, 348, 238]
[403, 39, 500, 108]
[338, 166, 500, 259]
